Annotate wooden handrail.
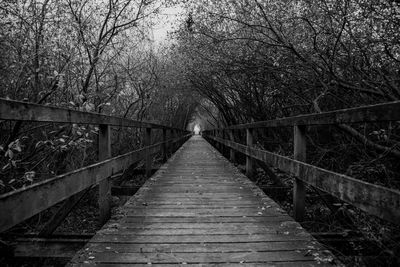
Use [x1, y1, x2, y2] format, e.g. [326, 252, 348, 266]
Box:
[0, 134, 191, 233]
[0, 98, 183, 130]
[203, 101, 400, 224]
[206, 135, 400, 224]
[208, 101, 400, 130]
[0, 98, 192, 233]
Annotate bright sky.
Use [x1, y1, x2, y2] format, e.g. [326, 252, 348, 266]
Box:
[151, 5, 185, 44]
[194, 124, 201, 134]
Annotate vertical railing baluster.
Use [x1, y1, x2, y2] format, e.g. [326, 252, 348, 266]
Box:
[172, 129, 176, 152]
[293, 125, 306, 221]
[145, 127, 152, 178]
[98, 124, 111, 225]
[246, 128, 254, 177]
[229, 129, 236, 162]
[162, 128, 167, 162]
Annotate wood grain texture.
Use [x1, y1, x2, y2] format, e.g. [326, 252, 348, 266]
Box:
[69, 136, 338, 266]
[0, 98, 183, 130]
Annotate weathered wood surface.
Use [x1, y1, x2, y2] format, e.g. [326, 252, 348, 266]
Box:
[0, 98, 182, 130]
[69, 136, 338, 266]
[206, 135, 400, 224]
[222, 101, 400, 129]
[0, 135, 190, 233]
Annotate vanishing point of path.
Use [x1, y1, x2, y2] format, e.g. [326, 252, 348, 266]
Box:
[69, 136, 337, 266]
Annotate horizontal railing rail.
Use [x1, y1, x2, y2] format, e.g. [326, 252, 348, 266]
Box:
[0, 98, 192, 233]
[0, 98, 181, 130]
[218, 101, 400, 130]
[0, 134, 191, 233]
[203, 101, 400, 224]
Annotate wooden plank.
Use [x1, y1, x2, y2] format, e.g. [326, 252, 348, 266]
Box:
[95, 227, 306, 235]
[208, 135, 400, 224]
[120, 221, 293, 229]
[90, 234, 311, 243]
[123, 216, 292, 223]
[84, 240, 316, 253]
[99, 124, 112, 224]
[120, 211, 284, 217]
[221, 100, 400, 129]
[71, 251, 323, 264]
[0, 98, 182, 130]
[122, 207, 277, 212]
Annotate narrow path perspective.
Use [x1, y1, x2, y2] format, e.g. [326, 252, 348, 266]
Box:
[69, 136, 337, 266]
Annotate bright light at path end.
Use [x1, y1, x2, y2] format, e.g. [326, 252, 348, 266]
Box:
[194, 125, 201, 135]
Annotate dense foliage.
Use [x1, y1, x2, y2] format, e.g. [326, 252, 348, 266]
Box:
[0, 0, 198, 193]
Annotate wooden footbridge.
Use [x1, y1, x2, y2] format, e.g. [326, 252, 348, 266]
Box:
[1, 98, 400, 266]
[70, 135, 334, 266]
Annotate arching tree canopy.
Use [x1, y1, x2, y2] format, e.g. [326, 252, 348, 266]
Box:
[173, 0, 400, 124]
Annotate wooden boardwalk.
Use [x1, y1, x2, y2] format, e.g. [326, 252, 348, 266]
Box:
[69, 136, 337, 266]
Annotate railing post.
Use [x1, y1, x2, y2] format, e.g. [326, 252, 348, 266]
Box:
[98, 124, 111, 225]
[293, 125, 306, 221]
[145, 127, 152, 178]
[246, 128, 254, 177]
[172, 129, 176, 152]
[162, 128, 167, 162]
[179, 129, 183, 147]
[214, 130, 217, 146]
[218, 130, 222, 151]
[229, 129, 236, 162]
[222, 129, 226, 155]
